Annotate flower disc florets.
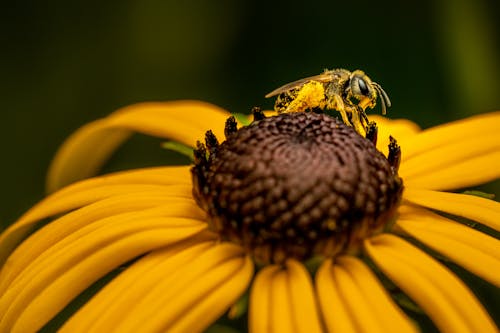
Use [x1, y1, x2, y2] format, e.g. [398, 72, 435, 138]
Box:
[192, 111, 403, 264]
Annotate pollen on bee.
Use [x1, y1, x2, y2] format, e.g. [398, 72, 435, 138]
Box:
[358, 96, 374, 109]
[286, 81, 326, 112]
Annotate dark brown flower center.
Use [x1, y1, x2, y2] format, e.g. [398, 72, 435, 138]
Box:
[191, 111, 403, 264]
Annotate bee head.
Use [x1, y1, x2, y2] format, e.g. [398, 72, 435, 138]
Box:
[348, 70, 391, 115]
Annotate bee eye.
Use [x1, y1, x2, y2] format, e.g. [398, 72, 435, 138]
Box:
[358, 78, 369, 96]
[350, 76, 371, 98]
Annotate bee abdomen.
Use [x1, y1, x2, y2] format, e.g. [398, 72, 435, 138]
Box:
[275, 89, 299, 113]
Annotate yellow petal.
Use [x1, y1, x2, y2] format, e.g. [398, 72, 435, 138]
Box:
[403, 188, 500, 231]
[285, 259, 323, 333]
[315, 258, 357, 333]
[365, 234, 498, 333]
[336, 256, 419, 333]
[0, 166, 192, 266]
[400, 132, 500, 180]
[332, 263, 386, 333]
[368, 115, 421, 155]
[61, 237, 216, 333]
[368, 116, 421, 134]
[0, 195, 203, 293]
[403, 151, 500, 190]
[396, 206, 500, 287]
[47, 100, 231, 191]
[270, 269, 295, 333]
[401, 111, 500, 161]
[108, 243, 246, 332]
[167, 255, 253, 333]
[1, 218, 206, 333]
[249, 265, 281, 333]
[49, 165, 191, 197]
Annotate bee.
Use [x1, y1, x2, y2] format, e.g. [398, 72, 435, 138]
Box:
[265, 68, 391, 136]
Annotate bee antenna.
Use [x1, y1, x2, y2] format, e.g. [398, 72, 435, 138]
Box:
[373, 82, 391, 115]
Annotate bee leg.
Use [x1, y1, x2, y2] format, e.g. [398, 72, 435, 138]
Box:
[350, 109, 366, 137]
[388, 136, 401, 172]
[360, 109, 370, 129]
[365, 121, 378, 145]
[338, 108, 351, 126]
[332, 96, 352, 126]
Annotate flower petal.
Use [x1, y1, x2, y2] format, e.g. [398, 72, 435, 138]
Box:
[368, 116, 421, 155]
[0, 215, 206, 333]
[365, 234, 498, 333]
[403, 188, 500, 231]
[285, 259, 323, 333]
[332, 264, 389, 333]
[316, 256, 417, 333]
[47, 100, 231, 191]
[401, 111, 500, 161]
[166, 256, 253, 333]
[49, 165, 192, 197]
[0, 195, 203, 293]
[400, 132, 500, 181]
[108, 243, 249, 333]
[396, 206, 500, 287]
[60, 237, 216, 332]
[0, 166, 193, 266]
[249, 265, 281, 333]
[315, 258, 357, 333]
[336, 256, 419, 333]
[270, 269, 295, 333]
[403, 151, 500, 190]
[250, 260, 322, 333]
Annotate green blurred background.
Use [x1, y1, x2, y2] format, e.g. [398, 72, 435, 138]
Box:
[1, 0, 499, 224]
[0, 0, 499, 330]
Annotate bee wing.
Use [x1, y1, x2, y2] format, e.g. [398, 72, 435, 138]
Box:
[265, 72, 333, 98]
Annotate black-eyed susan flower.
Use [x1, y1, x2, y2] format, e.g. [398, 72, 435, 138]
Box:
[0, 100, 499, 333]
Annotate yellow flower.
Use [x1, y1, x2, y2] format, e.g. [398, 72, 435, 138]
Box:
[0, 100, 499, 333]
